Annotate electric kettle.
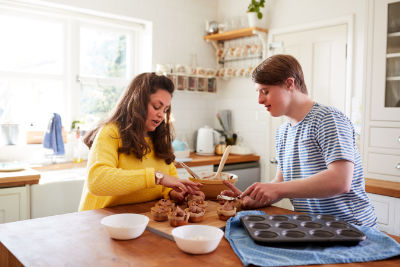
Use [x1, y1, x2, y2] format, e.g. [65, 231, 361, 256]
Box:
[196, 126, 220, 155]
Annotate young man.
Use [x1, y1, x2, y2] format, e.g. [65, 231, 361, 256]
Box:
[224, 54, 376, 227]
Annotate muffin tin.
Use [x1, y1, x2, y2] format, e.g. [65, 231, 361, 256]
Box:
[240, 214, 366, 244]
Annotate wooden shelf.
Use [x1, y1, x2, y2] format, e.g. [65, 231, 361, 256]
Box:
[204, 27, 268, 41]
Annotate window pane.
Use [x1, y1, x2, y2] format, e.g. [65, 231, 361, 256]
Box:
[79, 83, 125, 128]
[80, 27, 127, 78]
[0, 15, 63, 74]
[0, 78, 64, 128]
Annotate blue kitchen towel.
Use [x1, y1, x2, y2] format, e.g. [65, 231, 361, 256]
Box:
[225, 210, 400, 267]
[43, 113, 65, 155]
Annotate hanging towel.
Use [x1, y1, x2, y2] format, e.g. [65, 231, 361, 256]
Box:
[225, 210, 400, 267]
[43, 113, 65, 155]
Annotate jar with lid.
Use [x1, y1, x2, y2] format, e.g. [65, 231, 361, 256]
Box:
[215, 135, 227, 155]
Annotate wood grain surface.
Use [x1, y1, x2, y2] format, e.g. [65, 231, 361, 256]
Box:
[174, 152, 260, 167]
[0, 201, 399, 267]
[365, 178, 400, 198]
[0, 168, 40, 188]
[144, 201, 226, 240]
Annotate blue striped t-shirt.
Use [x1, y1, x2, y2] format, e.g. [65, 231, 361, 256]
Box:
[276, 103, 377, 227]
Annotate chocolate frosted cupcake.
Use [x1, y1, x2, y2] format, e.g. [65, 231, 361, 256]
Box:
[186, 205, 205, 223]
[168, 206, 190, 227]
[217, 194, 242, 211]
[216, 201, 237, 221]
[155, 199, 175, 209]
[150, 205, 171, 222]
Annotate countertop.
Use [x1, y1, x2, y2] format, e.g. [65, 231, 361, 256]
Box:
[2, 153, 400, 200]
[0, 169, 40, 188]
[0, 153, 260, 188]
[0, 201, 399, 267]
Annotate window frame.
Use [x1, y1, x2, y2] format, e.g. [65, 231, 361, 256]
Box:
[0, 2, 145, 136]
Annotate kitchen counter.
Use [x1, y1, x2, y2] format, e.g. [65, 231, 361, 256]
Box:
[0, 202, 399, 267]
[0, 169, 40, 188]
[176, 152, 260, 167]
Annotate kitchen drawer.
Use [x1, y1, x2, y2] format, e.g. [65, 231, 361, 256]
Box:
[367, 193, 399, 236]
[369, 127, 400, 149]
[367, 153, 400, 177]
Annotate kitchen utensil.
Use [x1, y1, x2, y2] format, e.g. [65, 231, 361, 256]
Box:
[178, 161, 201, 179]
[213, 145, 232, 179]
[196, 126, 220, 155]
[240, 213, 366, 245]
[188, 171, 238, 199]
[172, 225, 224, 254]
[101, 213, 149, 240]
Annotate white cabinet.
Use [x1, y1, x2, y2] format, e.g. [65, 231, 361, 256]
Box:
[176, 165, 213, 179]
[370, 0, 400, 121]
[0, 185, 30, 223]
[368, 193, 400, 235]
[364, 0, 400, 182]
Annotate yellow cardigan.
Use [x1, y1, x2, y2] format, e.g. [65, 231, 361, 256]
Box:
[79, 123, 176, 211]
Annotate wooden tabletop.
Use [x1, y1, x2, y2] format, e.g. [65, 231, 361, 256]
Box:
[0, 202, 399, 267]
[0, 168, 40, 188]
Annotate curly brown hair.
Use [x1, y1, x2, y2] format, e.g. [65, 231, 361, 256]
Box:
[83, 72, 175, 164]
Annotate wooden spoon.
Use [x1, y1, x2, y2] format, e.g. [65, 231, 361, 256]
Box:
[213, 145, 232, 180]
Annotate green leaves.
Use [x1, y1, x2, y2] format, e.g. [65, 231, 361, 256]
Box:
[247, 0, 266, 19]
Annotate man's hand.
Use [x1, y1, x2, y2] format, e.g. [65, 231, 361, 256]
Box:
[222, 181, 267, 209]
[240, 182, 281, 206]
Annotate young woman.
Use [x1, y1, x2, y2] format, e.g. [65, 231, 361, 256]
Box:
[79, 72, 200, 211]
[223, 55, 377, 227]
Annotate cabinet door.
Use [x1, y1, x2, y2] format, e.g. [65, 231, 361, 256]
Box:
[0, 186, 30, 223]
[370, 0, 400, 121]
[367, 193, 398, 235]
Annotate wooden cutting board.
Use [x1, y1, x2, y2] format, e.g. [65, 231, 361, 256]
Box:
[143, 201, 226, 240]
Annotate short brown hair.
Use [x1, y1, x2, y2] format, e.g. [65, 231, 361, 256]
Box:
[252, 54, 308, 94]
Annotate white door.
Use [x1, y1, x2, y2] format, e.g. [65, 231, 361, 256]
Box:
[267, 24, 348, 209]
[268, 23, 348, 179]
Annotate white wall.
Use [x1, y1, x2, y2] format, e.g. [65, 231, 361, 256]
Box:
[216, 0, 369, 181]
[2, 0, 370, 182]
[1, 0, 220, 159]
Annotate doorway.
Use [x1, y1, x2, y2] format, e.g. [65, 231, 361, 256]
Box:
[266, 20, 351, 209]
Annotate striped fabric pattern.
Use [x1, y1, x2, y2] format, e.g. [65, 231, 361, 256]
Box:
[276, 103, 377, 227]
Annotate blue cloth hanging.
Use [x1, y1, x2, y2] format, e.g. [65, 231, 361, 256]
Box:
[43, 113, 65, 155]
[225, 210, 400, 267]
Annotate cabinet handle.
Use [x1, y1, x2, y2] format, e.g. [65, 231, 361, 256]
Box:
[270, 158, 278, 164]
[397, 163, 400, 170]
[398, 136, 400, 143]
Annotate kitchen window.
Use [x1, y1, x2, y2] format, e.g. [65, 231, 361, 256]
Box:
[0, 3, 143, 138]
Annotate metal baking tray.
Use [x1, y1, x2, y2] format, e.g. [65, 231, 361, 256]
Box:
[240, 214, 366, 245]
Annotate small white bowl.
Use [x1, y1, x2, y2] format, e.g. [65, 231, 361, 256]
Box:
[101, 213, 149, 240]
[171, 225, 224, 254]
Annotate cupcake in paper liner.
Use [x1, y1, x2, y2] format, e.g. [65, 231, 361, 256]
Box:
[168, 206, 190, 227]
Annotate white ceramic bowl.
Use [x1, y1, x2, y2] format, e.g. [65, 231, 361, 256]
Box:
[171, 225, 224, 254]
[101, 213, 149, 240]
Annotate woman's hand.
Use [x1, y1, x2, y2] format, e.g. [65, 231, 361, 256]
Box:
[169, 189, 186, 202]
[222, 181, 270, 209]
[160, 173, 201, 194]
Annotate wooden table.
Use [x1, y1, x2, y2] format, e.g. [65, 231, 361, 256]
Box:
[0, 202, 399, 267]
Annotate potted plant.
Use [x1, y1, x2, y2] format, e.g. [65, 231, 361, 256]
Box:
[247, 0, 265, 27]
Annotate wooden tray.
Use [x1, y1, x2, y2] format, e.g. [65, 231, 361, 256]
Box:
[143, 201, 226, 240]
